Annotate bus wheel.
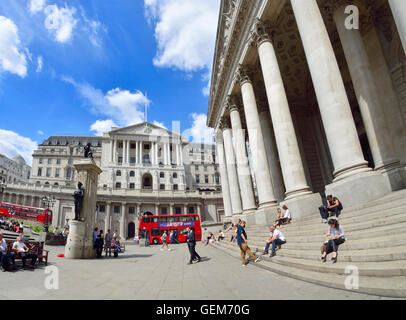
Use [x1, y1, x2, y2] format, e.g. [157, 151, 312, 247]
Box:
[153, 238, 159, 245]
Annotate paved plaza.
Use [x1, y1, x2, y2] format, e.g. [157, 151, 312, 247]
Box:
[0, 242, 398, 300]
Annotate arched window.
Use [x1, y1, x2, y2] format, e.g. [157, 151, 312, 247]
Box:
[54, 182, 59, 186]
[45, 182, 50, 186]
[116, 170, 121, 177]
[130, 171, 135, 177]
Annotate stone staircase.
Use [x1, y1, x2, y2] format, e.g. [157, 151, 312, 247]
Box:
[212, 190, 406, 298]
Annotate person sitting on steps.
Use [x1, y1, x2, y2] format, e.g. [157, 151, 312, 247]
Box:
[268, 224, 286, 257]
[262, 226, 275, 255]
[321, 219, 346, 263]
[319, 195, 343, 223]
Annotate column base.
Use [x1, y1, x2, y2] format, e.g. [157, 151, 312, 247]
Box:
[65, 221, 95, 259]
[280, 193, 322, 220]
[377, 162, 405, 191]
[325, 171, 391, 209]
[254, 204, 279, 226]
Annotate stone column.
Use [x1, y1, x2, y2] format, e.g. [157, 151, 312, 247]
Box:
[179, 144, 183, 166]
[169, 203, 174, 215]
[155, 203, 159, 214]
[183, 204, 188, 214]
[291, 0, 391, 207]
[127, 140, 130, 164]
[113, 140, 117, 164]
[252, 20, 312, 199]
[235, 65, 277, 211]
[220, 118, 243, 215]
[334, 6, 402, 190]
[110, 139, 114, 163]
[123, 141, 127, 164]
[120, 203, 126, 240]
[389, 0, 406, 53]
[226, 96, 256, 214]
[105, 202, 111, 232]
[135, 141, 139, 164]
[215, 132, 233, 218]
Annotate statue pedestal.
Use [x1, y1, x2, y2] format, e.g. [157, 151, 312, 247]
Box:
[64, 159, 102, 259]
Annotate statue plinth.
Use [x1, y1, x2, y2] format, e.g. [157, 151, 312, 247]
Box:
[65, 159, 102, 259]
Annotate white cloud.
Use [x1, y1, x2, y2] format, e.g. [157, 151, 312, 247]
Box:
[183, 113, 214, 144]
[0, 16, 29, 78]
[153, 121, 167, 129]
[0, 129, 37, 165]
[29, 0, 46, 13]
[44, 4, 78, 43]
[144, 0, 219, 93]
[37, 130, 44, 135]
[62, 77, 150, 130]
[90, 119, 118, 136]
[36, 55, 43, 72]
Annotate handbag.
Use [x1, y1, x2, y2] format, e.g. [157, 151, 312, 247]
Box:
[320, 242, 327, 254]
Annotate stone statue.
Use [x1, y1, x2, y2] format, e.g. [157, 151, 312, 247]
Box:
[73, 182, 85, 220]
[84, 143, 94, 160]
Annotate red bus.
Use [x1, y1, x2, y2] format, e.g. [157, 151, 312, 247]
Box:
[138, 213, 202, 245]
[0, 202, 53, 225]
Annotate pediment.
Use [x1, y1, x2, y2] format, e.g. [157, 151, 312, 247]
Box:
[109, 122, 181, 139]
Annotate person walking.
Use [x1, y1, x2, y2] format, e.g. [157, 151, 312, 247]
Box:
[186, 227, 200, 265]
[105, 229, 112, 257]
[237, 220, 260, 266]
[161, 231, 170, 251]
[95, 230, 104, 258]
[170, 230, 176, 244]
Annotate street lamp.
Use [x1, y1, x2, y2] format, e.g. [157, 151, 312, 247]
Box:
[42, 194, 55, 233]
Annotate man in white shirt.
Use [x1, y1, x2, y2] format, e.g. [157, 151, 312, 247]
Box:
[12, 235, 37, 269]
[262, 226, 275, 255]
[0, 232, 15, 271]
[269, 225, 286, 257]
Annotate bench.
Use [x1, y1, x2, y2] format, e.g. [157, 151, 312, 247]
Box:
[0, 240, 49, 266]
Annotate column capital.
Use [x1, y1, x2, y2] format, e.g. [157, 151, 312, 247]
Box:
[235, 64, 254, 86]
[219, 116, 232, 130]
[250, 18, 275, 48]
[225, 95, 243, 113]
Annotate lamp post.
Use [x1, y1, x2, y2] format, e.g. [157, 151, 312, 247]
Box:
[42, 194, 55, 233]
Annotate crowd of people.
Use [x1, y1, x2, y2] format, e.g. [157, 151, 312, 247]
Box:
[93, 228, 124, 258]
[0, 218, 24, 233]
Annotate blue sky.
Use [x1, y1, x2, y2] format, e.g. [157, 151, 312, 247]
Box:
[0, 0, 220, 164]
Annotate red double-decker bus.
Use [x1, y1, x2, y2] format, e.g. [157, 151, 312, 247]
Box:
[138, 213, 202, 245]
[0, 202, 53, 225]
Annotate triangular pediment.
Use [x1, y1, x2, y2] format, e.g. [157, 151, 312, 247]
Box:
[109, 122, 181, 138]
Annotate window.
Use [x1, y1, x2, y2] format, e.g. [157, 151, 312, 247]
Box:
[173, 184, 178, 190]
[118, 157, 123, 164]
[144, 144, 150, 150]
[205, 175, 209, 183]
[131, 143, 136, 149]
[192, 215, 199, 221]
[55, 169, 60, 178]
[175, 207, 181, 214]
[36, 181, 41, 185]
[195, 165, 199, 171]
[129, 183, 135, 189]
[37, 168, 42, 176]
[48, 159, 52, 165]
[99, 205, 106, 213]
[116, 170, 121, 176]
[118, 143, 123, 148]
[179, 228, 188, 235]
[160, 184, 165, 190]
[142, 216, 150, 223]
[188, 207, 195, 214]
[115, 182, 121, 189]
[129, 207, 135, 214]
[173, 173, 177, 179]
[215, 174, 220, 184]
[160, 172, 165, 178]
[161, 207, 168, 215]
[196, 175, 200, 183]
[151, 217, 159, 223]
[130, 171, 135, 177]
[46, 168, 51, 177]
[57, 159, 61, 165]
[169, 216, 179, 222]
[181, 216, 191, 222]
[151, 228, 159, 236]
[68, 159, 73, 165]
[130, 157, 136, 164]
[114, 206, 120, 213]
[66, 168, 72, 179]
[39, 158, 43, 164]
[159, 216, 168, 222]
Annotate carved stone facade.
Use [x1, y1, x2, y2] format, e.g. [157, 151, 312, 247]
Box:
[208, 0, 406, 224]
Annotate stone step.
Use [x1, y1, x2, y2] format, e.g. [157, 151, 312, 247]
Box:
[213, 242, 406, 297]
[247, 211, 406, 238]
[248, 198, 406, 231]
[215, 239, 406, 262]
[211, 242, 406, 297]
[245, 222, 406, 243]
[246, 233, 406, 251]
